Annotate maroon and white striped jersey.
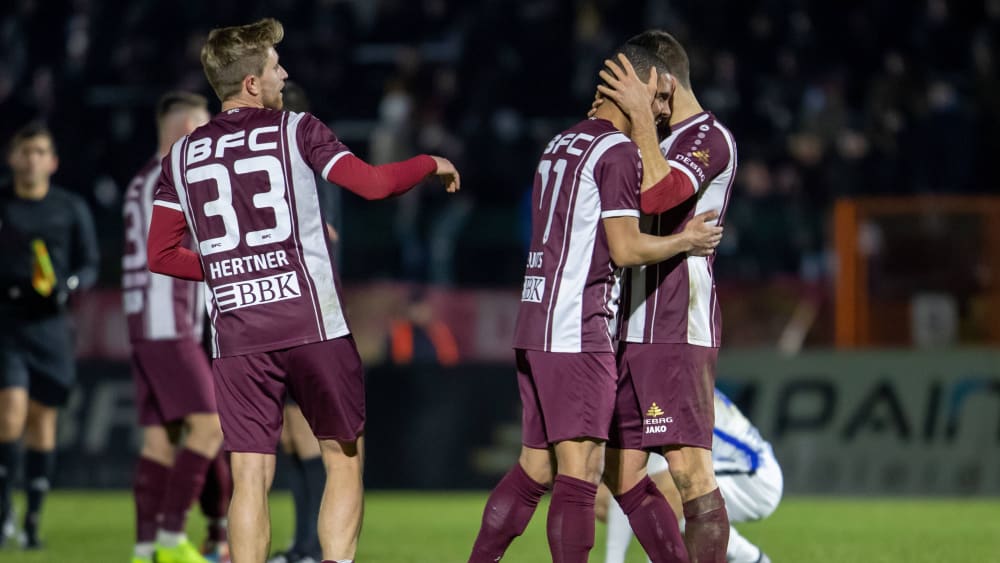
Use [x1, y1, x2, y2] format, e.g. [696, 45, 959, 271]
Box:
[123, 157, 203, 343]
[153, 108, 350, 357]
[513, 118, 642, 353]
[620, 112, 737, 347]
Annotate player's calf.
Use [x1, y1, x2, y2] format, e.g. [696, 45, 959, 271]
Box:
[681, 487, 728, 563]
[229, 452, 276, 563]
[317, 438, 363, 561]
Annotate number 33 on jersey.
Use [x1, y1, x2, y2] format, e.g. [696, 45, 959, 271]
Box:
[154, 108, 351, 358]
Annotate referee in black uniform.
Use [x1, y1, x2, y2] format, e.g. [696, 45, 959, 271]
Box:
[0, 123, 98, 549]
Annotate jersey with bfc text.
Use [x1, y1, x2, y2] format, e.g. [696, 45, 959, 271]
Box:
[513, 118, 641, 353]
[620, 112, 737, 347]
[153, 108, 351, 357]
[123, 157, 203, 343]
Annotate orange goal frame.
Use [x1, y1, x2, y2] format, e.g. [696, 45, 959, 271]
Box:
[833, 196, 1000, 347]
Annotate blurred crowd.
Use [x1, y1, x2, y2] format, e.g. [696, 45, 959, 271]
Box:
[0, 0, 995, 286]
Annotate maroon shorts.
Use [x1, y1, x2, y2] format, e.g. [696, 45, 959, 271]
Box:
[212, 336, 365, 453]
[516, 348, 617, 449]
[609, 342, 717, 451]
[130, 338, 216, 426]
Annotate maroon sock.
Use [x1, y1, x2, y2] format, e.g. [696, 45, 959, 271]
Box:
[469, 463, 549, 562]
[615, 476, 689, 563]
[682, 488, 729, 563]
[546, 475, 597, 563]
[159, 448, 212, 533]
[134, 457, 171, 543]
[198, 452, 232, 542]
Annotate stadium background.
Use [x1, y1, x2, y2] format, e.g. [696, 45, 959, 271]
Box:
[1, 0, 998, 561]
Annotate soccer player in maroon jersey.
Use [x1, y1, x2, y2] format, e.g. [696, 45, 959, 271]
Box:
[123, 91, 232, 563]
[145, 18, 459, 563]
[593, 30, 739, 563]
[468, 43, 722, 563]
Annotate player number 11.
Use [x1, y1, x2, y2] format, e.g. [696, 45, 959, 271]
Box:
[185, 155, 293, 256]
[537, 158, 567, 244]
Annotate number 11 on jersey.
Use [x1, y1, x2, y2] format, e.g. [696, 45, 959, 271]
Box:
[537, 158, 567, 244]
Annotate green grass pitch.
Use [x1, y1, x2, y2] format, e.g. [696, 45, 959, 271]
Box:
[3, 491, 998, 562]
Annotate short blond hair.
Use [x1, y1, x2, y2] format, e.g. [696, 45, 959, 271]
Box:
[201, 18, 284, 102]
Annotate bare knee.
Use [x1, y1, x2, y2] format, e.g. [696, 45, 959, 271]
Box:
[320, 436, 364, 476]
[602, 447, 648, 496]
[140, 426, 175, 465]
[665, 447, 717, 501]
[286, 406, 320, 459]
[24, 401, 57, 450]
[554, 439, 605, 485]
[231, 452, 276, 496]
[0, 389, 28, 441]
[518, 446, 555, 487]
[184, 412, 224, 456]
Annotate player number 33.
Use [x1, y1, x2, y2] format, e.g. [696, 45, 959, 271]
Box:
[185, 155, 292, 256]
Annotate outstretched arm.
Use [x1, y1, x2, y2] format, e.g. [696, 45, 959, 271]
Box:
[325, 154, 460, 200]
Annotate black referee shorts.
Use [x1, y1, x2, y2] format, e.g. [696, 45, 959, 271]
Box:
[0, 315, 76, 407]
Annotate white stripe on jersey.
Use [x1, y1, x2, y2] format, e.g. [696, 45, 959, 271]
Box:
[600, 209, 640, 219]
[141, 167, 179, 339]
[202, 282, 216, 354]
[686, 257, 713, 346]
[284, 112, 350, 340]
[153, 200, 182, 211]
[278, 112, 324, 339]
[320, 150, 352, 179]
[671, 164, 699, 195]
[604, 266, 623, 346]
[626, 266, 646, 341]
[624, 215, 653, 342]
[686, 122, 737, 345]
[169, 137, 218, 354]
[623, 116, 708, 345]
[667, 114, 710, 144]
[695, 123, 736, 222]
[549, 132, 631, 353]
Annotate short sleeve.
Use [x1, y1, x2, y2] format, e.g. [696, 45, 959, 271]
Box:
[295, 112, 352, 178]
[152, 151, 181, 212]
[661, 124, 732, 191]
[595, 141, 642, 218]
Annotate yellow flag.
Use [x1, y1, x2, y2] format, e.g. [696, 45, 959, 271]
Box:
[31, 239, 56, 297]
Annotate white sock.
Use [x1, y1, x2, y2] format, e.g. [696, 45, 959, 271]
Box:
[334, 560, 353, 563]
[155, 530, 186, 548]
[133, 542, 154, 558]
[727, 525, 762, 563]
[604, 497, 633, 563]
